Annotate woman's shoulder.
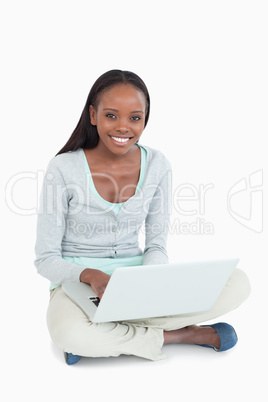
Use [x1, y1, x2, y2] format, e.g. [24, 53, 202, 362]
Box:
[138, 143, 172, 171]
[45, 149, 83, 174]
[48, 148, 82, 165]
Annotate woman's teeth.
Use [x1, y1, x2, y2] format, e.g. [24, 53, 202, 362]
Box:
[111, 136, 130, 143]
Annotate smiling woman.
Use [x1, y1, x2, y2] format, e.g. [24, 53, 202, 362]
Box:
[34, 69, 250, 365]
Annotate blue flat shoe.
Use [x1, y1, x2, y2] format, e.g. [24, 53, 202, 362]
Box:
[199, 322, 238, 352]
[64, 352, 82, 365]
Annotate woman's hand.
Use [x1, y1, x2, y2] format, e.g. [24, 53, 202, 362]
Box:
[80, 268, 110, 300]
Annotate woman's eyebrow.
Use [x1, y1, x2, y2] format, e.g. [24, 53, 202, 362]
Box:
[103, 108, 144, 113]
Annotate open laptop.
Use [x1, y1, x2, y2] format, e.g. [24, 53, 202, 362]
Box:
[62, 258, 239, 323]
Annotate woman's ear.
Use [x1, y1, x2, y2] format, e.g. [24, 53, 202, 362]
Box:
[89, 105, 97, 126]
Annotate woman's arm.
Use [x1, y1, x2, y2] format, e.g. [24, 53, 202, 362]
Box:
[143, 166, 172, 265]
[34, 158, 87, 284]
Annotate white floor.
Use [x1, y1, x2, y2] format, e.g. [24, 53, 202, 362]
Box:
[3, 273, 266, 402]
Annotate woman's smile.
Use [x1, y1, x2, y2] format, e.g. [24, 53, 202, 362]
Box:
[109, 135, 134, 145]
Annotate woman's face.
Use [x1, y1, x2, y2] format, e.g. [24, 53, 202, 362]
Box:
[89, 84, 147, 156]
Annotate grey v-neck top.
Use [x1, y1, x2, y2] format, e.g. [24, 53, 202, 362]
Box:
[34, 144, 172, 285]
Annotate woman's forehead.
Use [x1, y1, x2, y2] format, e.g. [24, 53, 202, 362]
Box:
[98, 84, 146, 110]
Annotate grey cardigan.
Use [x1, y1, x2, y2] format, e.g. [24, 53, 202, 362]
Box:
[34, 145, 172, 284]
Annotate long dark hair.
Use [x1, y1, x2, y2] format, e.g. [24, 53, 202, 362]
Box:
[56, 70, 150, 155]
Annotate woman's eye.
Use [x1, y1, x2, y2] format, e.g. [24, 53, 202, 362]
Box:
[131, 116, 141, 121]
[105, 113, 116, 119]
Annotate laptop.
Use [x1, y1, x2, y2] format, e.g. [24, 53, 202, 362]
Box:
[62, 258, 239, 323]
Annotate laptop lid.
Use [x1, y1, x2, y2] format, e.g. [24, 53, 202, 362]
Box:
[62, 258, 239, 323]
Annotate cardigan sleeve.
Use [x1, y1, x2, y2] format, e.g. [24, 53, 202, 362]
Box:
[34, 158, 87, 284]
[142, 165, 172, 265]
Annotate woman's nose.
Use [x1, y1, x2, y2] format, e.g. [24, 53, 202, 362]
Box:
[115, 119, 129, 133]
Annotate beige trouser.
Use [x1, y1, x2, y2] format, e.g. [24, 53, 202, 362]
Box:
[46, 268, 250, 361]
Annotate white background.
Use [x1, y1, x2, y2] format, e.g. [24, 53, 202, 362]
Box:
[1, 1, 267, 401]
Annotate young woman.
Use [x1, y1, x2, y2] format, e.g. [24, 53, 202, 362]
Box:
[34, 70, 250, 365]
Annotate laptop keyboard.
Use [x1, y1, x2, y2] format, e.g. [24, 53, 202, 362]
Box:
[90, 297, 100, 307]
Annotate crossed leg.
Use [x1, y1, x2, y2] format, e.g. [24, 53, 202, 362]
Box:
[47, 268, 250, 361]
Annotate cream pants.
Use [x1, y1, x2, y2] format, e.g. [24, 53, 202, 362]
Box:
[47, 268, 250, 361]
